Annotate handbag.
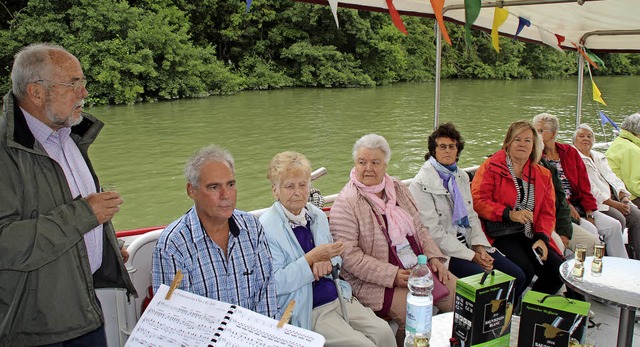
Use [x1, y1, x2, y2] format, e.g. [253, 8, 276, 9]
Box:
[481, 218, 525, 238]
[372, 211, 450, 302]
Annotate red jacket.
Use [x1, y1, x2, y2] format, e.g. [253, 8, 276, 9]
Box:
[471, 150, 561, 255]
[554, 143, 598, 212]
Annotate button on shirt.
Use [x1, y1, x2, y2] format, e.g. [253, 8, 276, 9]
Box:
[22, 109, 103, 273]
[152, 207, 278, 319]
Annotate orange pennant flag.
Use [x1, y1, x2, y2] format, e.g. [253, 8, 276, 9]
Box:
[430, 0, 452, 45]
[385, 0, 408, 35]
[572, 42, 599, 70]
[592, 80, 607, 106]
[491, 7, 509, 52]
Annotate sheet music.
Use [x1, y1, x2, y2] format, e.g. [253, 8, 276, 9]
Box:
[126, 284, 325, 347]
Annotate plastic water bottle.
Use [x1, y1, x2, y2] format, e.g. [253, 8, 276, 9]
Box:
[405, 254, 433, 347]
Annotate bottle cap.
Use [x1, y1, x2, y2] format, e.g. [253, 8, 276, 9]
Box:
[417, 254, 427, 265]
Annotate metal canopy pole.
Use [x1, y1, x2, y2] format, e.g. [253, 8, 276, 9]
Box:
[576, 53, 584, 128]
[434, 22, 442, 129]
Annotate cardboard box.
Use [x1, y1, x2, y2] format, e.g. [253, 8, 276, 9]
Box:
[518, 291, 590, 347]
[452, 270, 515, 347]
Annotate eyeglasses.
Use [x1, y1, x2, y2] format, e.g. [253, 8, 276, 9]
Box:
[436, 143, 457, 151]
[33, 78, 87, 93]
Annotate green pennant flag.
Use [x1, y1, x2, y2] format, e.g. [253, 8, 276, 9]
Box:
[464, 0, 482, 50]
[585, 49, 605, 68]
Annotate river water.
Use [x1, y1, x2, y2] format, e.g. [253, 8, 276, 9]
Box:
[88, 76, 640, 230]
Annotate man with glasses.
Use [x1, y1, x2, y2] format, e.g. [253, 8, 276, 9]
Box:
[0, 43, 136, 346]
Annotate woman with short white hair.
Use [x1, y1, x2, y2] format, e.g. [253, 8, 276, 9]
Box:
[533, 113, 627, 258]
[606, 113, 640, 209]
[573, 124, 640, 259]
[259, 151, 396, 347]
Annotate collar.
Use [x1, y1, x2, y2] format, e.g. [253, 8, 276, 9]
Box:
[21, 108, 72, 146]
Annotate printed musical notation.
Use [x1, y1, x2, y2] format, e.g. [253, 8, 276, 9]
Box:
[125, 284, 325, 347]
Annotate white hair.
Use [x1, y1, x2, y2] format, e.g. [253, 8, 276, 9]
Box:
[352, 133, 391, 164]
[11, 43, 70, 101]
[572, 123, 595, 144]
[532, 112, 560, 136]
[185, 145, 234, 188]
[621, 113, 640, 135]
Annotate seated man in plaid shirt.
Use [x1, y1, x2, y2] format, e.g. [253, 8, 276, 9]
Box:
[152, 144, 278, 318]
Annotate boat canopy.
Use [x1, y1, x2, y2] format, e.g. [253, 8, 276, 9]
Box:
[296, 0, 640, 52]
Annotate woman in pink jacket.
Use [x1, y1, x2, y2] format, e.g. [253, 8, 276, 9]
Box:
[329, 134, 456, 346]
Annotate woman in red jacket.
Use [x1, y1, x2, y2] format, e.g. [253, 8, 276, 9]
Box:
[471, 121, 564, 294]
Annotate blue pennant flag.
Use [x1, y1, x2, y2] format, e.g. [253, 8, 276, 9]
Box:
[599, 111, 620, 131]
[245, 0, 252, 13]
[514, 17, 531, 40]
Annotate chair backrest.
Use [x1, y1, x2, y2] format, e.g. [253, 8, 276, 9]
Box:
[125, 228, 163, 319]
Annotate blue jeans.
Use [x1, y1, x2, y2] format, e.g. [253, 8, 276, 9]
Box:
[448, 249, 527, 301]
[38, 324, 107, 347]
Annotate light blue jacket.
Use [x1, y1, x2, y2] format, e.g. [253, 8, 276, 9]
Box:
[259, 202, 347, 330]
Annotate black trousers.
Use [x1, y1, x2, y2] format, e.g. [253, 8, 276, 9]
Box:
[492, 232, 564, 295]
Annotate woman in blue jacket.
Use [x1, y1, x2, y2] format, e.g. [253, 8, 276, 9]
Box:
[259, 151, 395, 347]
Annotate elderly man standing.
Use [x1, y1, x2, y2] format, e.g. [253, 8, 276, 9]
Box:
[0, 43, 136, 346]
[152, 145, 278, 318]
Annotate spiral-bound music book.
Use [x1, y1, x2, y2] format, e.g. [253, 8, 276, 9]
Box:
[125, 284, 325, 347]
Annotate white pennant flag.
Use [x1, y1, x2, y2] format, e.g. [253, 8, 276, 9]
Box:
[537, 27, 564, 52]
[328, 0, 340, 28]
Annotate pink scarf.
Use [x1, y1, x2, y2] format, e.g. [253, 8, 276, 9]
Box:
[349, 168, 416, 246]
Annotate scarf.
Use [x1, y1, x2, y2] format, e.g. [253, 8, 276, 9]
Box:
[280, 202, 308, 226]
[349, 168, 416, 246]
[428, 157, 470, 228]
[506, 155, 535, 238]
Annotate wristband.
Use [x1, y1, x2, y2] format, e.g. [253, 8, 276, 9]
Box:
[586, 214, 594, 219]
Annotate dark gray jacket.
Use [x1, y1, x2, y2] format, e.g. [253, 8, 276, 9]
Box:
[0, 92, 136, 346]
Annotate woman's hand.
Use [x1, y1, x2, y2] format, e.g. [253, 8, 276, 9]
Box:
[429, 258, 450, 284]
[394, 269, 411, 287]
[472, 245, 494, 271]
[532, 239, 548, 261]
[509, 209, 533, 224]
[568, 205, 581, 222]
[305, 241, 345, 266]
[611, 200, 631, 215]
[311, 260, 333, 281]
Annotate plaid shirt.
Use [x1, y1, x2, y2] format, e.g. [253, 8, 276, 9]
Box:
[152, 207, 278, 318]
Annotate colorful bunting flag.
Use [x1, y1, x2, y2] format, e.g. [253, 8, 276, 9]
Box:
[592, 80, 607, 106]
[555, 34, 565, 48]
[430, 0, 452, 46]
[572, 42, 598, 69]
[538, 27, 564, 52]
[599, 111, 619, 130]
[586, 49, 605, 69]
[491, 7, 509, 52]
[514, 17, 531, 40]
[245, 0, 252, 13]
[328, 0, 340, 28]
[385, 0, 407, 35]
[464, 0, 481, 49]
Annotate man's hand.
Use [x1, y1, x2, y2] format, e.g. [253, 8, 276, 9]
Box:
[394, 269, 411, 288]
[305, 241, 344, 266]
[429, 258, 451, 284]
[86, 192, 123, 224]
[560, 235, 570, 248]
[120, 245, 129, 263]
[311, 260, 332, 281]
[612, 201, 631, 215]
[569, 205, 581, 222]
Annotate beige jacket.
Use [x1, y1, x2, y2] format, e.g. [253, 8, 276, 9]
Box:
[329, 177, 446, 311]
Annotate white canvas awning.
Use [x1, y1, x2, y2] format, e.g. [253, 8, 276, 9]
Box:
[298, 0, 640, 52]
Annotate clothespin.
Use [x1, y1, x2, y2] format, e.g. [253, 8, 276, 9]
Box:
[165, 270, 183, 300]
[277, 300, 296, 329]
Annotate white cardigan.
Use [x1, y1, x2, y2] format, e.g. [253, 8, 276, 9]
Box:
[576, 147, 630, 211]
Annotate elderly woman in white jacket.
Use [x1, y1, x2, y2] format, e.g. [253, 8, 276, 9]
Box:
[408, 123, 526, 299]
[259, 151, 395, 347]
[573, 124, 640, 259]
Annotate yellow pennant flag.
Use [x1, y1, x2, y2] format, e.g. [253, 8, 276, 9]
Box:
[491, 7, 509, 52]
[592, 80, 607, 106]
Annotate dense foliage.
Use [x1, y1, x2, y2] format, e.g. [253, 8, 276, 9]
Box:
[1, 0, 638, 105]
